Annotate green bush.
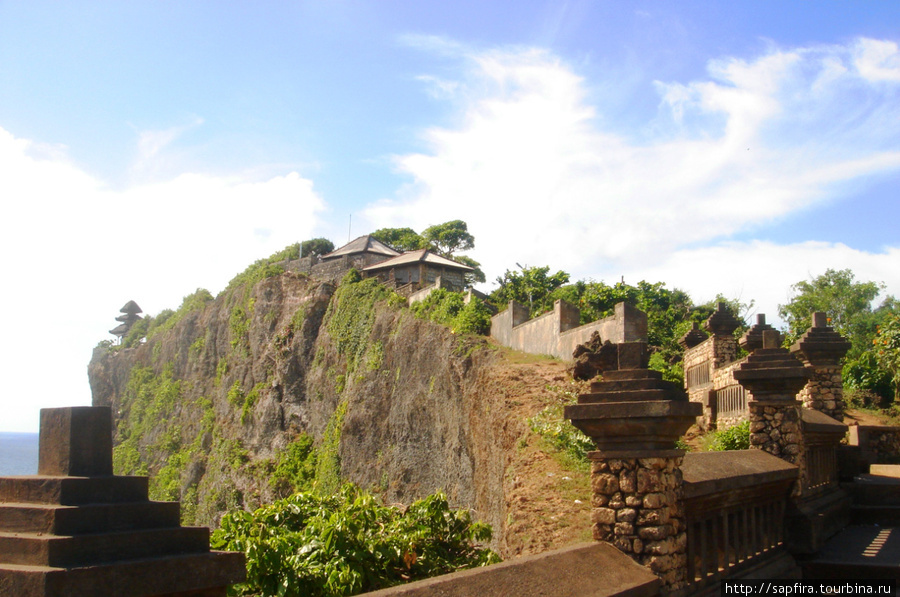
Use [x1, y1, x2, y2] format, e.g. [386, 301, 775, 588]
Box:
[269, 435, 318, 498]
[225, 243, 300, 293]
[704, 420, 750, 451]
[211, 485, 499, 597]
[528, 402, 594, 468]
[844, 352, 894, 405]
[410, 289, 492, 335]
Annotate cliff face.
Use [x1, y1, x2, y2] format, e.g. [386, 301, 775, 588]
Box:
[88, 271, 526, 551]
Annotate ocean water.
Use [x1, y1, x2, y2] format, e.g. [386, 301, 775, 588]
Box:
[0, 432, 39, 476]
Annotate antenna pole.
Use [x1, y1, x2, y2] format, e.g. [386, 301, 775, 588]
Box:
[348, 214, 352, 242]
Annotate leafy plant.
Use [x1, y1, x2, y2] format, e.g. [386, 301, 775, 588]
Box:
[269, 435, 318, 498]
[411, 289, 492, 335]
[703, 420, 750, 451]
[211, 484, 499, 597]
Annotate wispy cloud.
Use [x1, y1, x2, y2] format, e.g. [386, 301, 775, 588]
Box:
[365, 37, 900, 318]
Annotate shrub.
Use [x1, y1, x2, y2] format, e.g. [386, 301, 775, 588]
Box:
[211, 485, 499, 597]
[704, 420, 750, 451]
[411, 289, 492, 335]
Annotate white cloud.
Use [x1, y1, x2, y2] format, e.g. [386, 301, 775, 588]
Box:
[631, 242, 900, 329]
[0, 126, 325, 431]
[854, 38, 900, 83]
[364, 37, 900, 305]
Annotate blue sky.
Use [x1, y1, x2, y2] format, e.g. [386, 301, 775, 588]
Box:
[2, 1, 899, 432]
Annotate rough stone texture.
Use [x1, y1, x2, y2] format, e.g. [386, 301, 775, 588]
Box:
[791, 312, 851, 422]
[359, 542, 660, 597]
[847, 425, 900, 468]
[734, 331, 810, 496]
[589, 456, 687, 592]
[797, 366, 844, 422]
[0, 406, 244, 597]
[490, 301, 648, 362]
[88, 272, 540, 555]
[567, 338, 697, 593]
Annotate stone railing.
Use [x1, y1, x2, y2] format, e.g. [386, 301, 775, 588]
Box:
[848, 425, 900, 468]
[801, 410, 845, 495]
[681, 451, 799, 591]
[714, 383, 748, 425]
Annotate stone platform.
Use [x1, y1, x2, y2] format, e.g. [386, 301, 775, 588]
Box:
[0, 407, 244, 597]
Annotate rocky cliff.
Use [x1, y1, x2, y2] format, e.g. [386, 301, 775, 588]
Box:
[89, 270, 553, 554]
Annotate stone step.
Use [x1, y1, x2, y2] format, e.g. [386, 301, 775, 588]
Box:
[599, 369, 662, 381]
[0, 501, 180, 535]
[851, 505, 900, 526]
[845, 476, 900, 506]
[871, 465, 900, 479]
[0, 551, 245, 597]
[801, 525, 900, 581]
[577, 388, 685, 404]
[589, 377, 682, 393]
[0, 526, 210, 567]
[0, 476, 149, 505]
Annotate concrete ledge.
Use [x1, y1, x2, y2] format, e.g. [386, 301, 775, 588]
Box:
[359, 542, 660, 597]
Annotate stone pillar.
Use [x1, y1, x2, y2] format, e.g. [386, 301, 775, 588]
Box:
[566, 342, 701, 594]
[790, 312, 851, 421]
[734, 330, 811, 494]
[704, 302, 742, 369]
[739, 314, 775, 353]
[0, 406, 245, 596]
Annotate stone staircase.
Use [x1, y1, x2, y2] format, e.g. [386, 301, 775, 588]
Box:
[0, 407, 244, 597]
[801, 465, 900, 581]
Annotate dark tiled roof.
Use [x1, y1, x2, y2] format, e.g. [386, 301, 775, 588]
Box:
[362, 249, 474, 272]
[321, 235, 400, 260]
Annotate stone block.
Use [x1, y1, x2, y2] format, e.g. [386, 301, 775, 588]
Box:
[39, 407, 113, 477]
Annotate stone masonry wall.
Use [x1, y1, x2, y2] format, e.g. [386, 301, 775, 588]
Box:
[712, 358, 751, 429]
[798, 366, 844, 422]
[749, 403, 806, 495]
[590, 454, 687, 591]
[491, 301, 648, 361]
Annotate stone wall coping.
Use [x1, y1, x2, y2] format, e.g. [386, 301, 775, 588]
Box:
[358, 542, 660, 597]
[681, 450, 798, 500]
[587, 449, 685, 460]
[748, 399, 802, 407]
[853, 424, 900, 433]
[801, 409, 848, 438]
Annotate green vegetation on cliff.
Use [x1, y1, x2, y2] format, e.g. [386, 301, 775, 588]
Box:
[410, 288, 492, 336]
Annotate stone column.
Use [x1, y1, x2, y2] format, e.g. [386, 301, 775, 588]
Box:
[790, 312, 851, 421]
[566, 342, 701, 594]
[0, 406, 245, 596]
[734, 330, 811, 494]
[738, 314, 775, 353]
[704, 302, 742, 369]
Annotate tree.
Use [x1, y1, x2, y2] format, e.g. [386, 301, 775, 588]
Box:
[454, 255, 486, 286]
[421, 220, 475, 256]
[875, 314, 900, 401]
[301, 238, 335, 258]
[778, 269, 884, 348]
[370, 227, 426, 253]
[491, 265, 570, 318]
